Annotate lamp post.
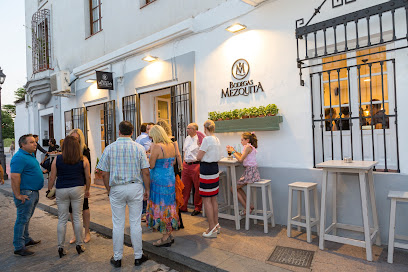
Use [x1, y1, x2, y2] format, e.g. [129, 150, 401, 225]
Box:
[0, 67, 8, 180]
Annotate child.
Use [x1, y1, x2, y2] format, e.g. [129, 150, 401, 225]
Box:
[226, 132, 260, 216]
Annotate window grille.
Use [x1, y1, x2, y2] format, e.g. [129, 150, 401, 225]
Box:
[90, 0, 102, 35]
[122, 94, 140, 140]
[295, 1, 405, 172]
[31, 9, 51, 74]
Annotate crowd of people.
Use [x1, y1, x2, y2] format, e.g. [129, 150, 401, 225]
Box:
[8, 119, 261, 268]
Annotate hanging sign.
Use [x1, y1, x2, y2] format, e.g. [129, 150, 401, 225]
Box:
[96, 71, 114, 90]
[221, 59, 264, 98]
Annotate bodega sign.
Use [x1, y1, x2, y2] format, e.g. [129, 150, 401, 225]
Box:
[96, 71, 114, 90]
[221, 59, 264, 98]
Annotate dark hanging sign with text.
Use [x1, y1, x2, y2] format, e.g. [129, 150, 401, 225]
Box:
[221, 59, 264, 98]
[96, 71, 114, 90]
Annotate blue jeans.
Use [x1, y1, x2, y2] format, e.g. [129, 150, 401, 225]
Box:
[13, 190, 39, 251]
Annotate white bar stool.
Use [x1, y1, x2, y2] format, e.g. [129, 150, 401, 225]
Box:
[387, 191, 408, 264]
[245, 179, 275, 233]
[287, 182, 320, 243]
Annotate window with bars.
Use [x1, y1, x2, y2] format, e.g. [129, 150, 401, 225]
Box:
[310, 46, 398, 172]
[31, 9, 51, 74]
[89, 0, 102, 35]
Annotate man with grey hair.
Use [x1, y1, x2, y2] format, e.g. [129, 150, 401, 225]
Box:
[11, 134, 44, 256]
[181, 123, 205, 216]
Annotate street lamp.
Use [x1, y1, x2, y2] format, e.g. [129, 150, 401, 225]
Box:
[0, 67, 8, 180]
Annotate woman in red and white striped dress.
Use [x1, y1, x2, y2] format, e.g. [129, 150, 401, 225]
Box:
[196, 120, 221, 238]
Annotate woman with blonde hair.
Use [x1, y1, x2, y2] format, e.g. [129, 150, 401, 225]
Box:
[157, 120, 184, 229]
[67, 128, 92, 243]
[146, 125, 179, 247]
[196, 120, 221, 238]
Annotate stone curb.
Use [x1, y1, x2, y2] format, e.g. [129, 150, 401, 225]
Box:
[0, 188, 227, 272]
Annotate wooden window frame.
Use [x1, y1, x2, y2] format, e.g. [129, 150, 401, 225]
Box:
[89, 0, 102, 36]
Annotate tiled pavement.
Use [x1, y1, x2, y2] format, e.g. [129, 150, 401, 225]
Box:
[1, 179, 408, 272]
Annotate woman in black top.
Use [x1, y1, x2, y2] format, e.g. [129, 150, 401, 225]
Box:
[68, 129, 92, 243]
[47, 136, 90, 257]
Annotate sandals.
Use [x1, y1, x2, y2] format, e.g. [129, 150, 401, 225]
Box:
[239, 207, 255, 216]
[206, 223, 221, 234]
[153, 236, 172, 247]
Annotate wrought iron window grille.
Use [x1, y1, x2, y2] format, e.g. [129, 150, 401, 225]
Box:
[296, 1, 404, 172]
[31, 9, 51, 74]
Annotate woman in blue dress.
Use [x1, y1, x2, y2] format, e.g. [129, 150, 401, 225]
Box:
[146, 125, 179, 247]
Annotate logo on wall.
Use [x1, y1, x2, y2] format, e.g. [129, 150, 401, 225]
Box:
[232, 59, 250, 80]
[96, 71, 114, 90]
[221, 59, 264, 98]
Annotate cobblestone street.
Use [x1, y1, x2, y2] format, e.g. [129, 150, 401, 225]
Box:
[0, 193, 177, 272]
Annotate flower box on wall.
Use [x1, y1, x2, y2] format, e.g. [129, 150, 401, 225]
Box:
[214, 115, 283, 133]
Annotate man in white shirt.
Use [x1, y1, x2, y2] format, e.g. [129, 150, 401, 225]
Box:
[181, 123, 204, 216]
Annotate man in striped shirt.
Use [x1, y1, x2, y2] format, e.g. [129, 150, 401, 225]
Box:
[97, 121, 150, 268]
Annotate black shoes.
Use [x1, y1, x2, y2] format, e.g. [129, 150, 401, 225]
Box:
[110, 256, 122, 268]
[14, 248, 34, 256]
[76, 245, 85, 255]
[25, 240, 41, 247]
[134, 254, 148, 266]
[191, 210, 201, 216]
[58, 247, 66, 258]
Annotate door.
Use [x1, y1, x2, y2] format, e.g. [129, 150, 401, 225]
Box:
[72, 107, 88, 144]
[155, 97, 171, 124]
[103, 100, 116, 147]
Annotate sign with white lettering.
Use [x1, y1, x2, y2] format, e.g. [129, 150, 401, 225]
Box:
[96, 71, 114, 90]
[221, 59, 264, 98]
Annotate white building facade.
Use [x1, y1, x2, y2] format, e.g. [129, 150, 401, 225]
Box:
[16, 0, 408, 243]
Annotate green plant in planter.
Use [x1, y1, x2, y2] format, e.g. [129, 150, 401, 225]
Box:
[208, 111, 217, 121]
[258, 106, 267, 117]
[222, 110, 233, 120]
[248, 107, 259, 117]
[231, 109, 241, 119]
[265, 104, 278, 116]
[240, 108, 250, 118]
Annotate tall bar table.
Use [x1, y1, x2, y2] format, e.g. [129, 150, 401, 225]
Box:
[317, 160, 380, 261]
[218, 157, 243, 230]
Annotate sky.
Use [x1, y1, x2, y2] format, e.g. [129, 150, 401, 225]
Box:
[0, 0, 27, 105]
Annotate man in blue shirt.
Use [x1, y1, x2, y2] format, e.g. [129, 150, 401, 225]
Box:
[135, 123, 153, 152]
[11, 134, 44, 256]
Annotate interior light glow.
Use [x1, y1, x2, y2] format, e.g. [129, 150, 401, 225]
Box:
[85, 79, 96, 83]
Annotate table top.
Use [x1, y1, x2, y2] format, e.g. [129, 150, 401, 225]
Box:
[218, 157, 240, 165]
[316, 160, 378, 170]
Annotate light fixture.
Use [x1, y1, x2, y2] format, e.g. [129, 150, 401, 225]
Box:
[85, 79, 96, 83]
[142, 55, 158, 62]
[226, 23, 247, 33]
[364, 78, 371, 82]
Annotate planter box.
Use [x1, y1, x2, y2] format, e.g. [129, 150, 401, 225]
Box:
[214, 115, 283, 133]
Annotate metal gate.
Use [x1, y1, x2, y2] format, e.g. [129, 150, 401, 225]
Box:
[103, 100, 117, 146]
[171, 82, 192, 159]
[122, 94, 140, 140]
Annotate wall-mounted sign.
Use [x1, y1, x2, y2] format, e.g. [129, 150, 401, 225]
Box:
[96, 71, 114, 90]
[221, 59, 264, 98]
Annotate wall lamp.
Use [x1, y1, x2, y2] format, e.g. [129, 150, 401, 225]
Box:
[226, 23, 247, 33]
[143, 55, 158, 62]
[85, 79, 96, 83]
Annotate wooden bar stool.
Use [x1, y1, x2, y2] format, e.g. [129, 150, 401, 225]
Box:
[287, 182, 320, 243]
[245, 179, 275, 233]
[387, 191, 408, 264]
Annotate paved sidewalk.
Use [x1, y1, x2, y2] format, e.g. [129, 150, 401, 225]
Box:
[1, 180, 408, 272]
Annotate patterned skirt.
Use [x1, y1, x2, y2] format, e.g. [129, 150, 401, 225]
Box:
[238, 166, 260, 185]
[199, 162, 219, 197]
